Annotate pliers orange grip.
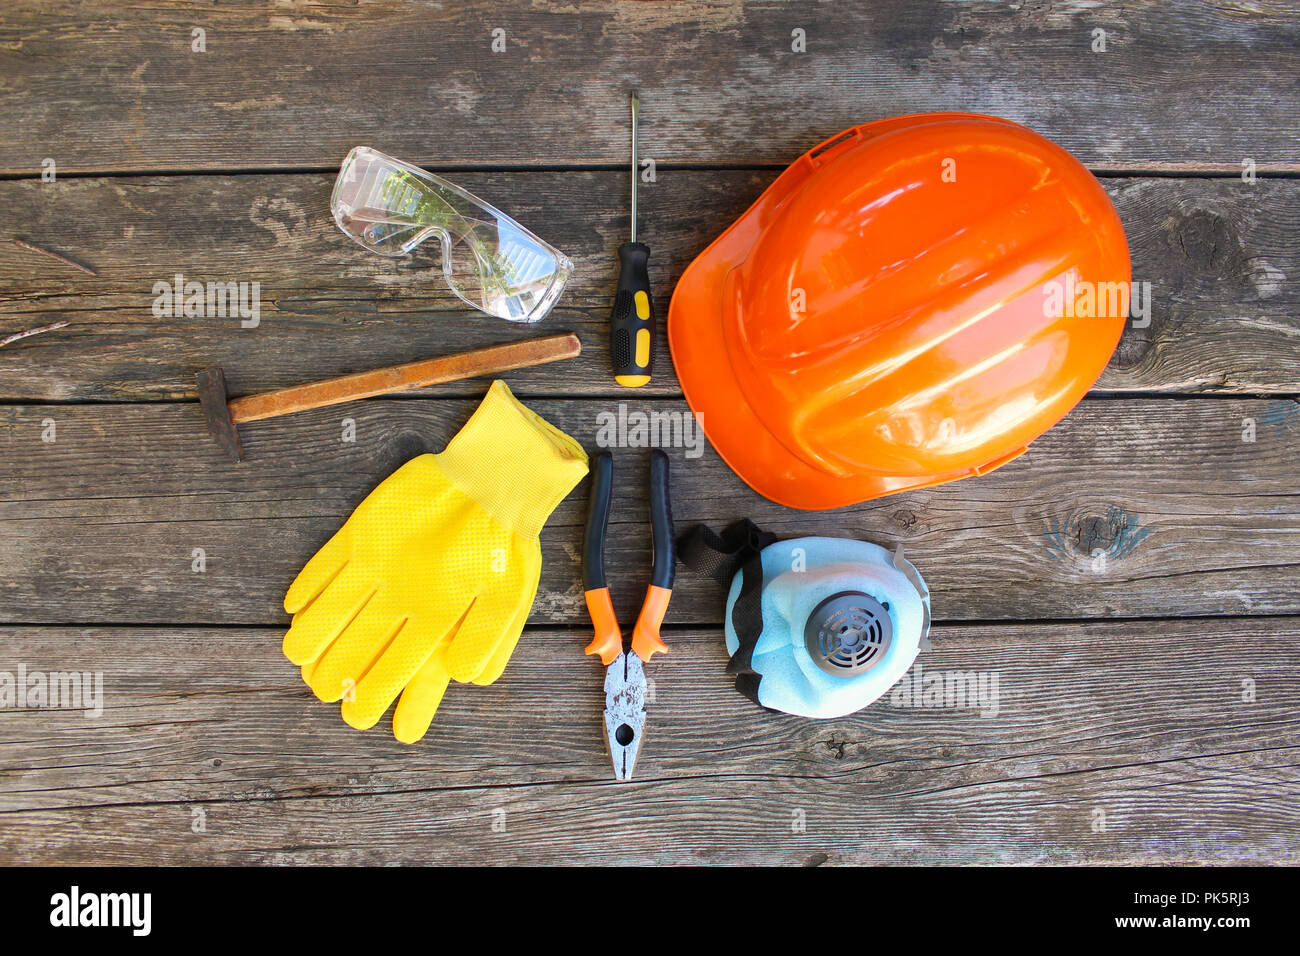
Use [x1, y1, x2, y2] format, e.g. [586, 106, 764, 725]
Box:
[581, 449, 674, 665]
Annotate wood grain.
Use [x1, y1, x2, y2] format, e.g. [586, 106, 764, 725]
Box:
[2, 1, 1297, 174]
[0, 619, 1294, 864]
[0, 173, 1297, 401]
[2, 0, 1297, 868]
[0, 396, 1296, 627]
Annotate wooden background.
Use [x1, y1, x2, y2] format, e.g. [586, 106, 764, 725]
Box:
[1, 0, 1297, 865]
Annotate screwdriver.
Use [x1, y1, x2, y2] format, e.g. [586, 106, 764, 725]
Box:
[610, 91, 654, 388]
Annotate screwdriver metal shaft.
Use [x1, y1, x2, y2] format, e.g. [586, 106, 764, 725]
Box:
[630, 91, 639, 244]
[610, 90, 656, 388]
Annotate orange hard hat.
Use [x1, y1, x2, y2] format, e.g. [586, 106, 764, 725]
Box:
[669, 113, 1130, 510]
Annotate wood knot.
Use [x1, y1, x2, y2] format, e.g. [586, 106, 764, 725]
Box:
[1045, 504, 1149, 563]
[1171, 209, 1242, 277]
[388, 430, 431, 465]
[892, 508, 919, 530]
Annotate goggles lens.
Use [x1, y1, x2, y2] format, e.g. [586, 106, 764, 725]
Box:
[331, 147, 572, 323]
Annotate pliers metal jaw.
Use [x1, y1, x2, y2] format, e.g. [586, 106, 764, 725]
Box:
[581, 449, 674, 780]
[603, 651, 647, 780]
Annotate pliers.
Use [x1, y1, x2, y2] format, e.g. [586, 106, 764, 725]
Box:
[581, 449, 674, 780]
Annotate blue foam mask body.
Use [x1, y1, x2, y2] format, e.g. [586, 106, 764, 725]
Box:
[723, 537, 930, 719]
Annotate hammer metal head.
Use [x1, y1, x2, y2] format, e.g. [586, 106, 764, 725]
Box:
[196, 367, 245, 463]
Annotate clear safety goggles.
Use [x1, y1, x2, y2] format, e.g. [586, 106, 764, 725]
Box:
[331, 147, 572, 323]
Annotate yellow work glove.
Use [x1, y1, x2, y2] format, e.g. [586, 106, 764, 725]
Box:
[283, 380, 587, 743]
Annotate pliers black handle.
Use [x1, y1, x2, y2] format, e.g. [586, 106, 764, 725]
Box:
[581, 449, 674, 664]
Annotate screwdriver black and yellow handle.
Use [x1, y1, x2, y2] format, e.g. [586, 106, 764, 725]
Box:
[611, 241, 654, 388]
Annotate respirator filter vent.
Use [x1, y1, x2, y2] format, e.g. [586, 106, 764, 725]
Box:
[804, 591, 893, 676]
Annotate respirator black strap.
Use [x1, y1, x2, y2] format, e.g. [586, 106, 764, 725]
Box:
[677, 519, 777, 708]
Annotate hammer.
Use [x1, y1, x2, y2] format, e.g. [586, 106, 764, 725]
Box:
[196, 332, 581, 462]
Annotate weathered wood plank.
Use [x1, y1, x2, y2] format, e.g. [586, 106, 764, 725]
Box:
[0, 396, 1296, 626]
[1, 173, 1297, 400]
[1, 0, 1292, 872]
[0, 619, 1295, 864]
[2, 1, 1298, 174]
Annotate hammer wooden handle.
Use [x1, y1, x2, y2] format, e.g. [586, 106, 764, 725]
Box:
[227, 333, 580, 424]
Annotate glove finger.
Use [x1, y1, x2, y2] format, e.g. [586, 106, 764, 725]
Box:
[444, 564, 538, 683]
[392, 651, 452, 745]
[341, 620, 446, 731]
[300, 657, 319, 684]
[384, 601, 526, 744]
[306, 594, 405, 703]
[282, 567, 375, 666]
[470, 599, 531, 686]
[284, 534, 348, 615]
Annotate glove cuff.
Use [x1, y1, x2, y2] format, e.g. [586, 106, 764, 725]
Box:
[437, 380, 588, 539]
